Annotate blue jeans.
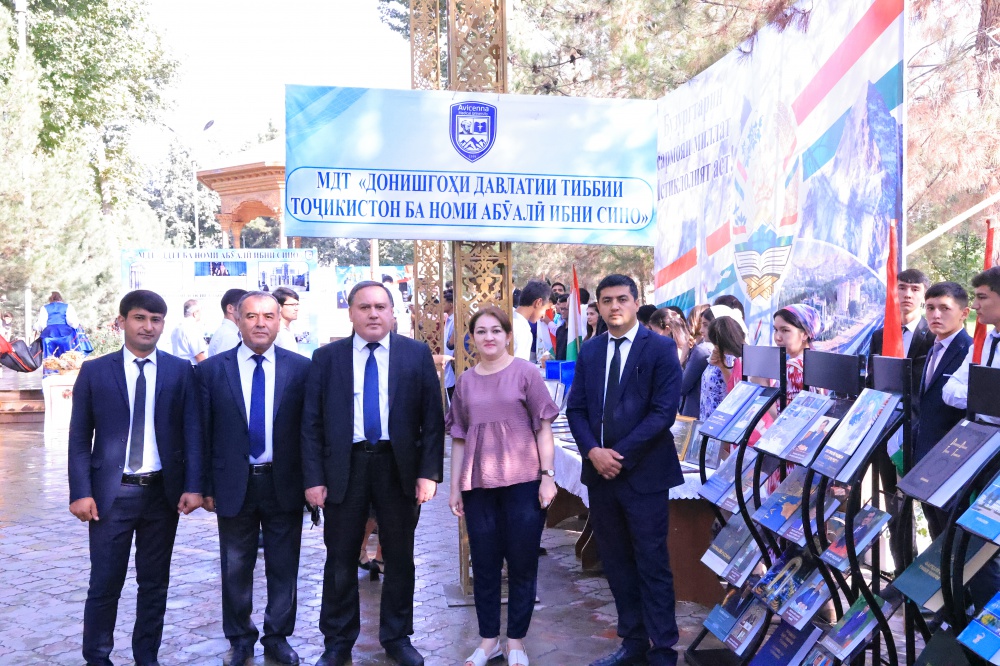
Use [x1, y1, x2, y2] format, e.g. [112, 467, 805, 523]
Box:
[463, 480, 546, 639]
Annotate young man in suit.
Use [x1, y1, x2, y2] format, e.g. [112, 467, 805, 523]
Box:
[566, 274, 683, 666]
[944, 265, 1000, 422]
[199, 292, 312, 666]
[867, 268, 933, 575]
[68, 290, 203, 666]
[913, 281, 972, 537]
[302, 281, 444, 666]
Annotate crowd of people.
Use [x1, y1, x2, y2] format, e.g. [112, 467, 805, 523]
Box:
[62, 262, 1000, 666]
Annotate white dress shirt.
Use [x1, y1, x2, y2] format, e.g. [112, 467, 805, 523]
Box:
[207, 318, 241, 357]
[923, 329, 962, 388]
[353, 333, 391, 443]
[123, 347, 161, 474]
[34, 303, 80, 332]
[902, 317, 921, 356]
[171, 316, 207, 364]
[943, 329, 1000, 424]
[512, 311, 533, 361]
[237, 343, 276, 464]
[275, 326, 299, 353]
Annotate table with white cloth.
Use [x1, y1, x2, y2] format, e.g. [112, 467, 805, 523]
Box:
[548, 430, 725, 607]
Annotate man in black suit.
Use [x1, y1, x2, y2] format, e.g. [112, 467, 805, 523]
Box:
[199, 292, 312, 666]
[913, 282, 973, 537]
[866, 267, 933, 575]
[567, 274, 683, 666]
[302, 280, 444, 666]
[68, 290, 203, 666]
[554, 293, 570, 360]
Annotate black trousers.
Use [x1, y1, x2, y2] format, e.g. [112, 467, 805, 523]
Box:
[217, 471, 303, 647]
[320, 446, 420, 650]
[588, 480, 678, 666]
[463, 480, 546, 639]
[83, 481, 179, 666]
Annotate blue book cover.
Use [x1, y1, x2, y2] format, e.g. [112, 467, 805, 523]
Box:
[700, 381, 763, 438]
[749, 622, 822, 666]
[811, 389, 893, 479]
[896, 533, 999, 612]
[705, 583, 758, 642]
[820, 505, 890, 572]
[702, 514, 752, 575]
[755, 393, 832, 459]
[719, 391, 775, 444]
[958, 470, 1000, 543]
[959, 620, 1000, 664]
[779, 569, 831, 630]
[753, 467, 808, 534]
[699, 448, 756, 505]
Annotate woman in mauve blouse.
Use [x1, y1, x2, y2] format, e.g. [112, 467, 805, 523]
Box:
[447, 306, 559, 666]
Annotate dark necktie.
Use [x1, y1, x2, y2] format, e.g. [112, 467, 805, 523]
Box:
[603, 337, 627, 447]
[988, 336, 1000, 367]
[364, 342, 382, 444]
[249, 354, 266, 459]
[128, 359, 149, 472]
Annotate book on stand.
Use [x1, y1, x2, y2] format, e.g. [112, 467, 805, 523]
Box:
[894, 532, 1000, 612]
[915, 630, 971, 666]
[776, 483, 841, 547]
[670, 416, 700, 461]
[755, 393, 832, 459]
[898, 420, 1000, 508]
[958, 468, 1000, 543]
[705, 580, 759, 642]
[810, 389, 894, 479]
[719, 389, 778, 443]
[719, 460, 771, 513]
[785, 415, 840, 465]
[818, 593, 897, 660]
[958, 591, 1000, 664]
[819, 504, 890, 572]
[702, 514, 753, 575]
[699, 448, 756, 505]
[724, 537, 763, 587]
[833, 394, 902, 483]
[748, 622, 822, 666]
[779, 568, 831, 630]
[724, 598, 770, 656]
[752, 466, 808, 534]
[699, 381, 764, 438]
[798, 645, 837, 666]
[752, 547, 819, 612]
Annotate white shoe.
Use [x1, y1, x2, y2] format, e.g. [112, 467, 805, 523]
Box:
[464, 642, 502, 666]
[506, 648, 529, 666]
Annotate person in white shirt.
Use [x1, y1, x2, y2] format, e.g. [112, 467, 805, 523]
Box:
[272, 286, 301, 353]
[207, 289, 247, 357]
[943, 266, 1000, 424]
[171, 299, 207, 364]
[512, 280, 551, 362]
[382, 275, 407, 333]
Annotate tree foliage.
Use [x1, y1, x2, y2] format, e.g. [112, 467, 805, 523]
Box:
[142, 140, 222, 248]
[511, 243, 653, 300]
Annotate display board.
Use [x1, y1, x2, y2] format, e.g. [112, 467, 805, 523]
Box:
[654, 0, 903, 353]
[285, 86, 657, 245]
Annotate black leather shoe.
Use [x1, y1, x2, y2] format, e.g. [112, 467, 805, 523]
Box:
[226, 643, 254, 666]
[588, 645, 648, 666]
[263, 638, 300, 664]
[383, 638, 424, 666]
[314, 649, 351, 666]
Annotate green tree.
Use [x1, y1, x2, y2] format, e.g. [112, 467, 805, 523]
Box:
[143, 139, 222, 248]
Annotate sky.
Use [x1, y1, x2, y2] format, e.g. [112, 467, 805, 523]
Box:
[139, 0, 411, 165]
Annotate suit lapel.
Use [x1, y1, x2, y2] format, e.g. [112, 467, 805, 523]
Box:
[909, 318, 932, 359]
[927, 335, 966, 391]
[615, 327, 649, 400]
[224, 348, 249, 430]
[387, 332, 399, 414]
[110, 348, 128, 407]
[154, 350, 167, 404]
[273, 348, 289, 420]
[341, 335, 355, 426]
[593, 333, 609, 408]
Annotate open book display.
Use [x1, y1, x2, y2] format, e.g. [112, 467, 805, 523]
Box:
[811, 389, 901, 482]
[754, 393, 833, 460]
[699, 381, 764, 438]
[819, 504, 890, 572]
[717, 387, 780, 444]
[818, 593, 900, 661]
[959, 591, 1000, 664]
[898, 420, 1000, 509]
[958, 467, 1000, 543]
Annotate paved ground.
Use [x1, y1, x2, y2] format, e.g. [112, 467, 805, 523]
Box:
[0, 423, 716, 665]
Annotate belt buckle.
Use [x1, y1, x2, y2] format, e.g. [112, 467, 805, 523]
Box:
[363, 441, 379, 453]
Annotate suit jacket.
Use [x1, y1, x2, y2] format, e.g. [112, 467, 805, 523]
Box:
[555, 323, 568, 361]
[867, 318, 935, 397]
[566, 325, 684, 493]
[198, 344, 312, 517]
[913, 329, 973, 463]
[301, 332, 445, 504]
[68, 349, 203, 515]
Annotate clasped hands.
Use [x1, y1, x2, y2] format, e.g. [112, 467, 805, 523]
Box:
[588, 447, 624, 480]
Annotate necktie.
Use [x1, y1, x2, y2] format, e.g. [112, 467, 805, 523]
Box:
[364, 342, 382, 444]
[923, 341, 944, 393]
[249, 354, 266, 459]
[603, 337, 627, 447]
[988, 336, 1000, 367]
[128, 359, 149, 472]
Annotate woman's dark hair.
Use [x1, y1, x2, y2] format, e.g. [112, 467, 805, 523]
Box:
[49, 291, 63, 303]
[707, 316, 746, 359]
[469, 306, 512, 335]
[649, 308, 691, 340]
[586, 301, 599, 339]
[688, 303, 710, 340]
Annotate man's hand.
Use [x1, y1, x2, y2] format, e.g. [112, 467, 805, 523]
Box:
[178, 493, 203, 515]
[203, 496, 216, 513]
[588, 448, 624, 480]
[306, 485, 327, 509]
[69, 497, 99, 522]
[415, 478, 437, 505]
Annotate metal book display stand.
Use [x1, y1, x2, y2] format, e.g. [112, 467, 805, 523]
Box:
[686, 344, 787, 666]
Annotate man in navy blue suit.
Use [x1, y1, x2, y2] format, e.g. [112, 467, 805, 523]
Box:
[567, 274, 683, 666]
[68, 290, 203, 666]
[199, 292, 312, 666]
[912, 281, 973, 538]
[302, 281, 444, 666]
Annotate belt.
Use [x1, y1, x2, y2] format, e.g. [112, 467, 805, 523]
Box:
[250, 463, 273, 475]
[353, 439, 392, 454]
[121, 471, 163, 486]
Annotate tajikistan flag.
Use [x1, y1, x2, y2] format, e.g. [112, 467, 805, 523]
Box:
[566, 266, 588, 361]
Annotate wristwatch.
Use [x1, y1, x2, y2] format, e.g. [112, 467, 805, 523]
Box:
[540, 469, 555, 477]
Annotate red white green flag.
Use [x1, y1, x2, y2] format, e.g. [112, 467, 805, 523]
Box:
[566, 266, 587, 361]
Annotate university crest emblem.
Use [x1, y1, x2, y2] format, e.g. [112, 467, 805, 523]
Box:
[450, 102, 497, 163]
